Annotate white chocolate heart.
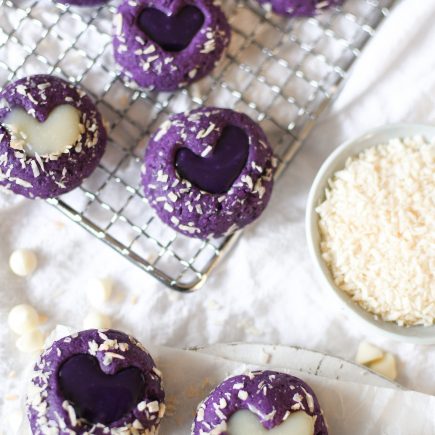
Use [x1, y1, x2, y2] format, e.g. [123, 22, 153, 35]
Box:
[3, 105, 81, 156]
[227, 410, 315, 435]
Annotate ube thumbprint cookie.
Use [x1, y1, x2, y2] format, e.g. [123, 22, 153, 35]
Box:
[0, 75, 106, 199]
[26, 329, 165, 434]
[258, 0, 343, 17]
[113, 0, 231, 91]
[142, 107, 276, 239]
[192, 370, 328, 435]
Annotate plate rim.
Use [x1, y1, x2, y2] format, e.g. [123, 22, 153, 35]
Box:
[192, 342, 400, 389]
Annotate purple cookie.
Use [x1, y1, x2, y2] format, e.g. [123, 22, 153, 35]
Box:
[192, 370, 328, 434]
[0, 75, 106, 199]
[26, 329, 165, 434]
[142, 107, 276, 239]
[113, 0, 231, 91]
[257, 0, 343, 16]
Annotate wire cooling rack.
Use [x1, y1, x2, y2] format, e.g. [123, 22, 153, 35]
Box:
[0, 0, 395, 291]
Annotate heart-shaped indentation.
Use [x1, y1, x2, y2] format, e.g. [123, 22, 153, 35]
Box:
[3, 105, 81, 157]
[137, 6, 204, 52]
[58, 354, 145, 425]
[227, 410, 315, 435]
[175, 125, 249, 194]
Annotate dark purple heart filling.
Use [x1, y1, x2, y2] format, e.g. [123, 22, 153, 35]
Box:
[175, 125, 249, 194]
[137, 6, 205, 52]
[58, 354, 145, 425]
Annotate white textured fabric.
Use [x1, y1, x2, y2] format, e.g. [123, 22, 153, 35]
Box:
[1, 0, 435, 428]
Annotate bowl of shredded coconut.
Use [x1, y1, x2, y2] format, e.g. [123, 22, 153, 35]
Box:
[306, 124, 435, 343]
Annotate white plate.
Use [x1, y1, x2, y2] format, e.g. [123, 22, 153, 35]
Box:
[195, 342, 398, 389]
[306, 123, 435, 344]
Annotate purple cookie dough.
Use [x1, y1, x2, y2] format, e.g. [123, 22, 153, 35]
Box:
[113, 0, 231, 91]
[26, 329, 165, 434]
[257, 0, 343, 16]
[142, 107, 276, 239]
[192, 370, 328, 434]
[0, 75, 106, 199]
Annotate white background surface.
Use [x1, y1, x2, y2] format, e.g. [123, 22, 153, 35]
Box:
[1, 0, 435, 425]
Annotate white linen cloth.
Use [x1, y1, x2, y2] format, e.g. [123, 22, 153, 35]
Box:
[1, 0, 435, 429]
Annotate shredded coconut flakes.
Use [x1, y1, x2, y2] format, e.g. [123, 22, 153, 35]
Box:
[317, 136, 435, 326]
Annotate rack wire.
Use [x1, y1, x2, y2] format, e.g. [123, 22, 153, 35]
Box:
[0, 0, 395, 291]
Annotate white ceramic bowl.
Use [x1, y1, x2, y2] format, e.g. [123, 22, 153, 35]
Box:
[306, 124, 435, 344]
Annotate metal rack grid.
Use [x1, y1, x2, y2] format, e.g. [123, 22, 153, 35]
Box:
[0, 0, 395, 291]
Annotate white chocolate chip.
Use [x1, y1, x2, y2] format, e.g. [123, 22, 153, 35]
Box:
[356, 341, 384, 365]
[82, 311, 111, 329]
[9, 249, 37, 276]
[86, 277, 113, 307]
[8, 304, 39, 335]
[368, 352, 397, 380]
[15, 329, 44, 353]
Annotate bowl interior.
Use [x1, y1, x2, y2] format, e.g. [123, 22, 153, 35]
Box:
[306, 124, 435, 343]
